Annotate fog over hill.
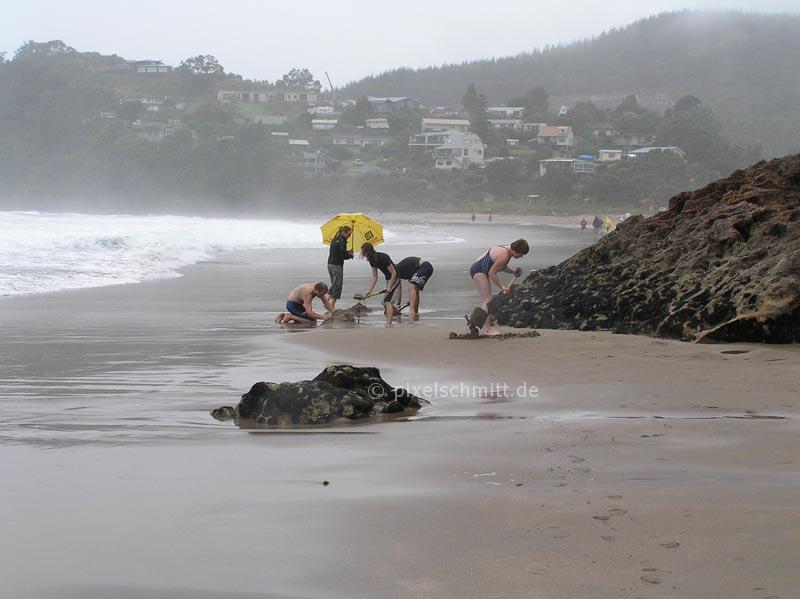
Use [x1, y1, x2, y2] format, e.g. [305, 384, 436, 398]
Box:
[341, 11, 800, 157]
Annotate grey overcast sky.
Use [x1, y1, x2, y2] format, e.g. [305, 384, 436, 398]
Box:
[2, 1, 798, 84]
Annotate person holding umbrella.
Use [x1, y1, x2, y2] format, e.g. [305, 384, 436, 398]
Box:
[327, 226, 353, 310]
[320, 213, 385, 311]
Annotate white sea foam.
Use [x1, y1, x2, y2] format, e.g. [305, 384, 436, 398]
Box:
[0, 211, 463, 296]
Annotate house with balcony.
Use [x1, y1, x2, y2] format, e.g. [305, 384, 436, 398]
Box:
[433, 131, 485, 170]
[488, 118, 524, 130]
[536, 125, 575, 148]
[409, 131, 453, 152]
[217, 87, 321, 105]
[539, 158, 595, 176]
[113, 60, 171, 74]
[488, 106, 524, 119]
[422, 118, 470, 133]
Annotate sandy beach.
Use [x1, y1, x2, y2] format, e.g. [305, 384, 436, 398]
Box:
[2, 217, 798, 598]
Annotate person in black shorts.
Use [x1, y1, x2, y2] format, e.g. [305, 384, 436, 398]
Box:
[395, 256, 434, 320]
[360, 242, 399, 325]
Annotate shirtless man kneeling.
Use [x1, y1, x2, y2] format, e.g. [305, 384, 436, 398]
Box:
[275, 282, 333, 325]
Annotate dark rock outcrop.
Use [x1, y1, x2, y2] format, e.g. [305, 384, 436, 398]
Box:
[495, 155, 800, 343]
[214, 364, 426, 426]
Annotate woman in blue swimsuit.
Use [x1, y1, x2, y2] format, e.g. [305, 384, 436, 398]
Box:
[469, 239, 529, 336]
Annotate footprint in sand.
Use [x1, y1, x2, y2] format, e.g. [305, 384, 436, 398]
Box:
[601, 534, 618, 541]
[607, 494, 623, 500]
[568, 455, 586, 463]
[660, 542, 681, 549]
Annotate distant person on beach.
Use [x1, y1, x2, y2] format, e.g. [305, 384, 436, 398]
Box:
[327, 226, 353, 310]
[580, 218, 588, 231]
[275, 282, 332, 324]
[592, 216, 602, 236]
[469, 239, 529, 336]
[487, 208, 493, 223]
[471, 212, 476, 222]
[394, 256, 434, 321]
[603, 217, 614, 232]
[360, 242, 400, 325]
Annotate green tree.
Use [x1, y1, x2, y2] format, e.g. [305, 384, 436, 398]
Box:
[281, 68, 319, 90]
[178, 55, 224, 76]
[462, 82, 479, 113]
[509, 86, 549, 122]
[13, 40, 75, 61]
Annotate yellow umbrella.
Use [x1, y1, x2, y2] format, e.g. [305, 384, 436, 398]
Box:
[321, 212, 384, 253]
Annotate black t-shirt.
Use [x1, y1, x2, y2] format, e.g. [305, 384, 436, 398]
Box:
[396, 256, 421, 280]
[369, 252, 394, 280]
[327, 235, 352, 266]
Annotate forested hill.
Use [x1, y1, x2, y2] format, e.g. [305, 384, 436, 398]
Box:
[341, 11, 800, 156]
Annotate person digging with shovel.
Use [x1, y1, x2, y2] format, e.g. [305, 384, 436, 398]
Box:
[359, 242, 400, 326]
[468, 239, 529, 337]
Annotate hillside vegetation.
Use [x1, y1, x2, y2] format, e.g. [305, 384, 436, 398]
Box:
[342, 11, 800, 157]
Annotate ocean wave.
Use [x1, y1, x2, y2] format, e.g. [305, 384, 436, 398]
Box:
[0, 211, 464, 296]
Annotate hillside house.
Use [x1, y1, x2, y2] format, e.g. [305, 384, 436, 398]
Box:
[422, 118, 470, 133]
[488, 118, 524, 130]
[598, 149, 623, 162]
[488, 107, 524, 119]
[539, 158, 595, 176]
[114, 60, 171, 74]
[433, 131, 485, 170]
[409, 131, 453, 151]
[217, 88, 321, 105]
[612, 133, 655, 148]
[312, 119, 338, 130]
[366, 118, 390, 130]
[119, 96, 168, 112]
[629, 146, 686, 158]
[367, 96, 421, 112]
[332, 133, 390, 148]
[537, 125, 575, 148]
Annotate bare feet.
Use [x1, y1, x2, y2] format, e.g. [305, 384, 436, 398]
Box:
[275, 313, 286, 324]
[484, 327, 502, 337]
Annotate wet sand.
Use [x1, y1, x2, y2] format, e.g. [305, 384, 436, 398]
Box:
[2, 220, 799, 598]
[286, 325, 800, 598]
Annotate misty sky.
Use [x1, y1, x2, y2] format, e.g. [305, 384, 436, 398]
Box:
[2, 1, 798, 84]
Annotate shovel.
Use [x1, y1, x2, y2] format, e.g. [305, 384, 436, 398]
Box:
[353, 288, 387, 304]
[466, 273, 522, 332]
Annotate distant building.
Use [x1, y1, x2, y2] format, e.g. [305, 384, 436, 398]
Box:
[297, 150, 332, 177]
[365, 118, 390, 130]
[539, 158, 595, 176]
[422, 118, 470, 133]
[289, 139, 310, 147]
[506, 139, 520, 146]
[433, 131, 485, 170]
[367, 96, 421, 112]
[119, 96, 167, 112]
[311, 119, 338, 130]
[113, 60, 171, 74]
[612, 133, 655, 148]
[429, 106, 468, 118]
[488, 118, 524, 130]
[488, 106, 524, 119]
[409, 131, 453, 151]
[598, 149, 623, 162]
[629, 146, 686, 158]
[309, 106, 336, 115]
[537, 125, 575, 148]
[332, 133, 391, 148]
[217, 88, 321, 105]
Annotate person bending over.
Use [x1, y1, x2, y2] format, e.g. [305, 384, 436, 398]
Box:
[275, 282, 332, 325]
[469, 239, 528, 336]
[395, 256, 434, 321]
[360, 242, 400, 325]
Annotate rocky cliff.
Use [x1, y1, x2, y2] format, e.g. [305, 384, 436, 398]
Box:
[495, 155, 800, 343]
